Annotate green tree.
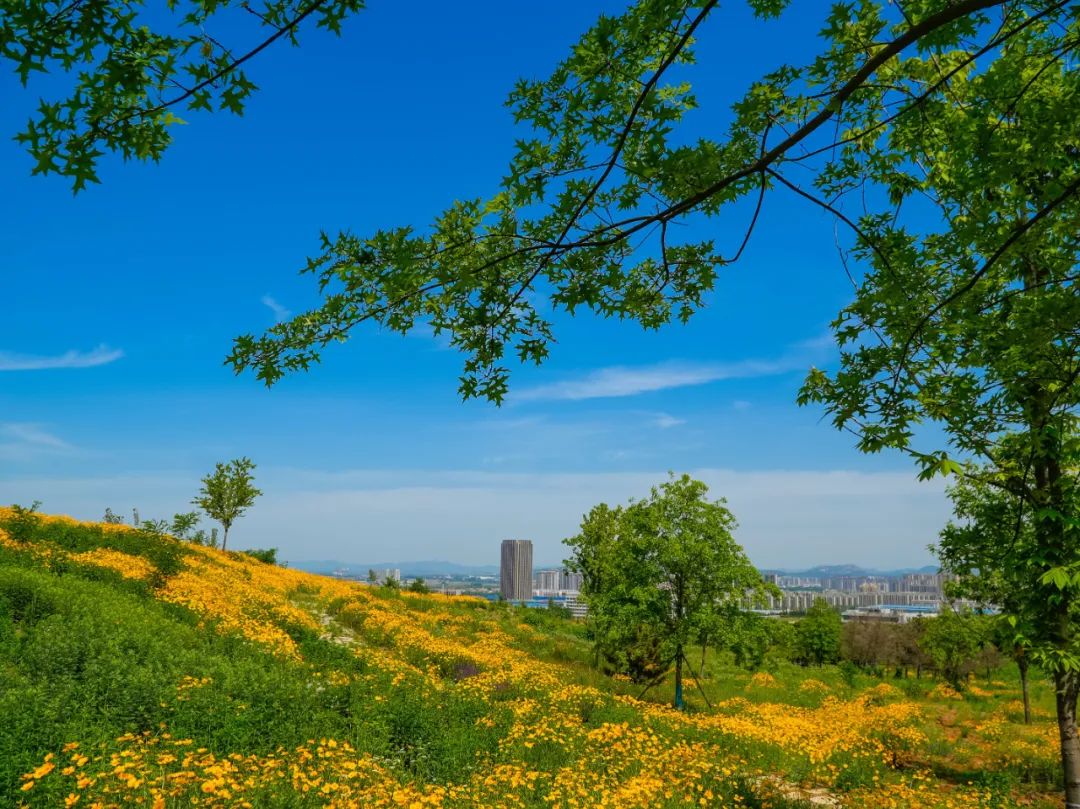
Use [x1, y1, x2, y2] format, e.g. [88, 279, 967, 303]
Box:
[786, 15, 1080, 796]
[793, 600, 841, 667]
[546, 598, 573, 621]
[225, 2, 1077, 406]
[407, 577, 430, 595]
[170, 511, 200, 540]
[565, 502, 623, 668]
[939, 473, 1047, 723]
[919, 608, 986, 690]
[192, 458, 262, 551]
[242, 548, 278, 565]
[724, 611, 774, 672]
[3, 0, 364, 191]
[762, 618, 796, 667]
[565, 474, 768, 709]
[367, 568, 378, 584]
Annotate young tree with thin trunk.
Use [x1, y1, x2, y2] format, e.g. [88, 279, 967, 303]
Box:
[565, 474, 768, 710]
[192, 458, 262, 551]
[939, 471, 1050, 725]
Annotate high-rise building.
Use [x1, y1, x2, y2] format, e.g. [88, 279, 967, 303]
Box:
[534, 568, 584, 594]
[500, 539, 533, 602]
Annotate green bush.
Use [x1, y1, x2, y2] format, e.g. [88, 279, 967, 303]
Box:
[242, 547, 278, 565]
[0, 513, 187, 577]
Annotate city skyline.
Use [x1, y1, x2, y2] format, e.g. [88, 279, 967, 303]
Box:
[290, 555, 942, 578]
[0, 467, 949, 571]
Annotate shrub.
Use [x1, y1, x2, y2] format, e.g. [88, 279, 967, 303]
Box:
[242, 548, 278, 565]
[3, 501, 41, 543]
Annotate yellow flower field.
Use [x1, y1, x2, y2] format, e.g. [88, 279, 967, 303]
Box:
[0, 510, 1063, 808]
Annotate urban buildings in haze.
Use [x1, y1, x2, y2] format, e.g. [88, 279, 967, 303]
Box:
[500, 539, 533, 602]
[534, 568, 583, 595]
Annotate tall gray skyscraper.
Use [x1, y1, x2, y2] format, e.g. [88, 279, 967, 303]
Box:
[500, 539, 533, 602]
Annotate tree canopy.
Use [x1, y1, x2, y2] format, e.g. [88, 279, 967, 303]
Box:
[564, 474, 769, 709]
[919, 606, 988, 690]
[793, 599, 842, 667]
[192, 457, 262, 551]
[226, 1, 1079, 404]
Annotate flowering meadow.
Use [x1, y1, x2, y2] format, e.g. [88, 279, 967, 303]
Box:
[0, 509, 1063, 807]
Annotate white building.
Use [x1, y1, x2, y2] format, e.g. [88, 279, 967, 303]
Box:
[534, 568, 583, 595]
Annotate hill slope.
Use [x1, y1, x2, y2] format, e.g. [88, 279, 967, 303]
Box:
[0, 508, 1057, 808]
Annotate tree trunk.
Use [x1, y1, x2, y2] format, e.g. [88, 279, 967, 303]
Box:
[222, 525, 229, 551]
[1055, 668, 1080, 806]
[1019, 656, 1032, 725]
[674, 651, 684, 710]
[1017, 281, 1076, 804]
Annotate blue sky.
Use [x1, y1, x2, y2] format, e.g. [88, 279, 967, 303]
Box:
[0, 1, 949, 569]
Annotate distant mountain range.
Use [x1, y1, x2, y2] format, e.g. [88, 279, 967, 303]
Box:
[290, 559, 939, 579]
[289, 560, 500, 577]
[758, 564, 939, 578]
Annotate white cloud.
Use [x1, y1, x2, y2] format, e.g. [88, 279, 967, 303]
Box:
[261, 295, 292, 322]
[0, 466, 948, 570]
[0, 423, 75, 461]
[515, 361, 771, 401]
[1, 423, 71, 449]
[515, 339, 830, 402]
[0, 344, 123, 371]
[652, 413, 686, 429]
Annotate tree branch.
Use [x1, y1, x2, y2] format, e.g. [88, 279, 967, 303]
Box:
[94, 0, 332, 136]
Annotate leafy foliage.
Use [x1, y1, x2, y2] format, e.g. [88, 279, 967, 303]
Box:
[565, 474, 769, 708]
[793, 599, 842, 667]
[786, 6, 1080, 791]
[242, 547, 279, 565]
[919, 608, 988, 690]
[169, 511, 201, 539]
[224, 1, 1078, 407]
[192, 457, 262, 551]
[0, 507, 186, 578]
[407, 577, 431, 594]
[3, 0, 365, 191]
[4, 501, 41, 543]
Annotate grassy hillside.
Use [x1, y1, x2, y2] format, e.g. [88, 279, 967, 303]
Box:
[0, 509, 1062, 808]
